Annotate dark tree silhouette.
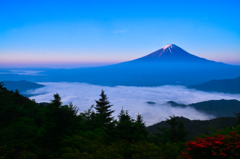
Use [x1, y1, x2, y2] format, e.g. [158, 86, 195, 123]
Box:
[116, 109, 148, 142]
[95, 90, 115, 127]
[51, 93, 62, 107]
[135, 114, 148, 140]
[157, 115, 189, 143]
[116, 109, 134, 141]
[235, 113, 240, 126]
[0, 82, 4, 88]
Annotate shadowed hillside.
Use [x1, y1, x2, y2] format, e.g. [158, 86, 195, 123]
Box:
[188, 76, 240, 94]
[147, 116, 237, 138]
[167, 99, 240, 117]
[2, 80, 44, 92]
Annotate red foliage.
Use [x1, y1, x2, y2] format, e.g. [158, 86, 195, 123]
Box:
[181, 132, 240, 159]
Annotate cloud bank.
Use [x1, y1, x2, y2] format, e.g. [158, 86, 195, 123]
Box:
[26, 82, 240, 126]
[9, 70, 44, 76]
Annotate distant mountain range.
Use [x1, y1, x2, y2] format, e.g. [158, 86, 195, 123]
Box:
[1, 44, 240, 86]
[188, 76, 240, 94]
[167, 99, 240, 117]
[147, 116, 237, 138]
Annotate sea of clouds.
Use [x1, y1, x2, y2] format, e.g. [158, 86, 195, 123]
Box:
[25, 82, 240, 126]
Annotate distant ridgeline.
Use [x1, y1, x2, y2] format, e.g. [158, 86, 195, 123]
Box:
[1, 44, 240, 86]
[147, 116, 237, 138]
[1, 80, 44, 97]
[167, 99, 240, 118]
[146, 99, 240, 138]
[188, 76, 240, 94]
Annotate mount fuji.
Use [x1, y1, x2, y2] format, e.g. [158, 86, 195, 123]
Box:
[132, 44, 210, 62]
[87, 44, 239, 86]
[1, 44, 240, 86]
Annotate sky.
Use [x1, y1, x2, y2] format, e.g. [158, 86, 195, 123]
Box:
[0, 0, 240, 68]
[26, 82, 240, 125]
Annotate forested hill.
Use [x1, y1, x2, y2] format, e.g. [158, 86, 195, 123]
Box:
[147, 116, 237, 138]
[1, 82, 240, 158]
[167, 99, 240, 117]
[0, 82, 151, 158]
[1, 80, 44, 92]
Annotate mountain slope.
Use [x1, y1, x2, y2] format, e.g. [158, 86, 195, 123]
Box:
[167, 99, 240, 117]
[1, 44, 240, 86]
[147, 116, 237, 138]
[1, 80, 44, 93]
[188, 76, 240, 94]
[65, 44, 240, 86]
[133, 44, 212, 63]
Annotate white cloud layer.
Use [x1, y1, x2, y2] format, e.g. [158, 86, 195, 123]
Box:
[10, 70, 44, 76]
[26, 82, 240, 126]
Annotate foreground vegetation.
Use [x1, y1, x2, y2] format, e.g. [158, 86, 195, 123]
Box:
[1, 82, 240, 159]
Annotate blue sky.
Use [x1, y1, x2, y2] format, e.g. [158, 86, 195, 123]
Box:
[0, 0, 240, 68]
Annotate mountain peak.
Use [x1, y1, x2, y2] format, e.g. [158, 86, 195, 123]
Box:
[147, 44, 188, 58]
[134, 44, 208, 63]
[162, 44, 177, 50]
[160, 44, 180, 53]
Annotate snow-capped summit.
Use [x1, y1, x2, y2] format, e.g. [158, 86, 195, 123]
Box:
[151, 44, 187, 56]
[162, 44, 176, 50]
[134, 44, 205, 62]
[157, 44, 181, 54]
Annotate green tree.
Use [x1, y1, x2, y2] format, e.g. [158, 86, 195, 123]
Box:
[134, 114, 148, 141]
[115, 109, 148, 142]
[94, 90, 115, 128]
[234, 112, 240, 126]
[44, 93, 80, 154]
[158, 115, 189, 143]
[0, 82, 4, 90]
[149, 115, 189, 144]
[51, 93, 62, 107]
[115, 109, 135, 141]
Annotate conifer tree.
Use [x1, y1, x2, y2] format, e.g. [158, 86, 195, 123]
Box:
[234, 113, 240, 126]
[51, 93, 62, 107]
[116, 109, 135, 141]
[134, 114, 148, 140]
[0, 82, 4, 89]
[95, 90, 115, 127]
[157, 115, 189, 143]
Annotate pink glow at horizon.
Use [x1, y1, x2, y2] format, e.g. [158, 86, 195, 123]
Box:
[1, 44, 240, 68]
[0, 61, 120, 68]
[1, 58, 239, 69]
[1, 55, 240, 68]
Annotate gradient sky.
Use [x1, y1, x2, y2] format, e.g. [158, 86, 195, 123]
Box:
[0, 0, 240, 68]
